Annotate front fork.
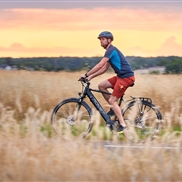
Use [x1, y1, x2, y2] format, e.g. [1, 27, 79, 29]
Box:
[72, 93, 86, 121]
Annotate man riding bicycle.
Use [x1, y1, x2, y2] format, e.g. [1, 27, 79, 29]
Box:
[80, 31, 135, 134]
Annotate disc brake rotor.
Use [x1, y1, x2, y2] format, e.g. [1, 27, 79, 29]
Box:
[67, 115, 76, 125]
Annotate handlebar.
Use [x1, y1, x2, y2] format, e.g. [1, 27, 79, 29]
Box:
[78, 77, 90, 84]
[78, 76, 111, 95]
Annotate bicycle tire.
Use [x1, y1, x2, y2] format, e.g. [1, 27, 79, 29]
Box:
[122, 100, 162, 143]
[51, 98, 93, 140]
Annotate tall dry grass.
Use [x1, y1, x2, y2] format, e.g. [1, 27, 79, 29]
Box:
[1, 70, 182, 114]
[0, 70, 182, 181]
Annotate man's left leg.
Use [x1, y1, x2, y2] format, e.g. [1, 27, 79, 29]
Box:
[108, 95, 126, 127]
[109, 76, 135, 133]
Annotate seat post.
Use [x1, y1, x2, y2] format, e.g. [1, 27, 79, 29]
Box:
[118, 95, 124, 106]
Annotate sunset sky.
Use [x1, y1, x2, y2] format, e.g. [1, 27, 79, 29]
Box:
[0, 0, 182, 57]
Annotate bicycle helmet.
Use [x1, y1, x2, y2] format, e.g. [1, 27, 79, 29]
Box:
[97, 31, 114, 41]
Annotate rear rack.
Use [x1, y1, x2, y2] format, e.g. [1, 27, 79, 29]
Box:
[130, 96, 153, 104]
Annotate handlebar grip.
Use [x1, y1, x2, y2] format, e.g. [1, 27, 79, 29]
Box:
[78, 77, 89, 83]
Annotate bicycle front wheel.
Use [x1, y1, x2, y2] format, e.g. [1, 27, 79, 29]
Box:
[51, 98, 93, 140]
[122, 100, 162, 143]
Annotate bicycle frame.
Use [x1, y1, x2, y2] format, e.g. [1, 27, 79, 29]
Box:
[78, 81, 124, 124]
[51, 79, 162, 142]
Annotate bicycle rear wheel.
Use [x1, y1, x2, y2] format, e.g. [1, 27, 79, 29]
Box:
[122, 100, 162, 143]
[51, 98, 93, 140]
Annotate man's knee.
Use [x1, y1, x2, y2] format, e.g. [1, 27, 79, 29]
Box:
[98, 80, 112, 90]
[98, 82, 106, 90]
[108, 96, 118, 106]
[98, 82, 102, 90]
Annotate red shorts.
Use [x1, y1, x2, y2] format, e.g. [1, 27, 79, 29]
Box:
[108, 76, 135, 98]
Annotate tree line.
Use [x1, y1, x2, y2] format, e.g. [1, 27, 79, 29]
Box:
[0, 56, 182, 74]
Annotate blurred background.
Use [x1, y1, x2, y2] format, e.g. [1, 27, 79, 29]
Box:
[0, 0, 182, 181]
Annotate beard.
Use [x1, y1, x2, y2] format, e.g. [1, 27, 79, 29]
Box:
[101, 41, 110, 49]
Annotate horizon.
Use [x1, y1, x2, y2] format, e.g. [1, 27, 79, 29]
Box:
[1, 55, 181, 59]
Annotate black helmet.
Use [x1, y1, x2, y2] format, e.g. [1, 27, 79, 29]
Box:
[97, 31, 114, 41]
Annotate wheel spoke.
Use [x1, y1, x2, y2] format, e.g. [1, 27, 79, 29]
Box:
[51, 99, 92, 140]
[123, 100, 162, 142]
[142, 115, 158, 121]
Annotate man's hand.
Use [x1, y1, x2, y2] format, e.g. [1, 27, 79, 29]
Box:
[87, 76, 92, 81]
[80, 74, 87, 78]
[78, 76, 85, 81]
[79, 74, 91, 82]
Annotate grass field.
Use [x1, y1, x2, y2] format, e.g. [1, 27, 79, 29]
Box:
[0, 70, 182, 181]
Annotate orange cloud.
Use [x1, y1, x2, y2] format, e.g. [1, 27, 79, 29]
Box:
[156, 36, 182, 56]
[0, 43, 101, 57]
[0, 8, 182, 31]
[1, 36, 182, 58]
[127, 36, 182, 57]
[1, 8, 182, 57]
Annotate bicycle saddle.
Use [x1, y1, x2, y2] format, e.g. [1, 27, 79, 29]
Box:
[130, 83, 135, 87]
